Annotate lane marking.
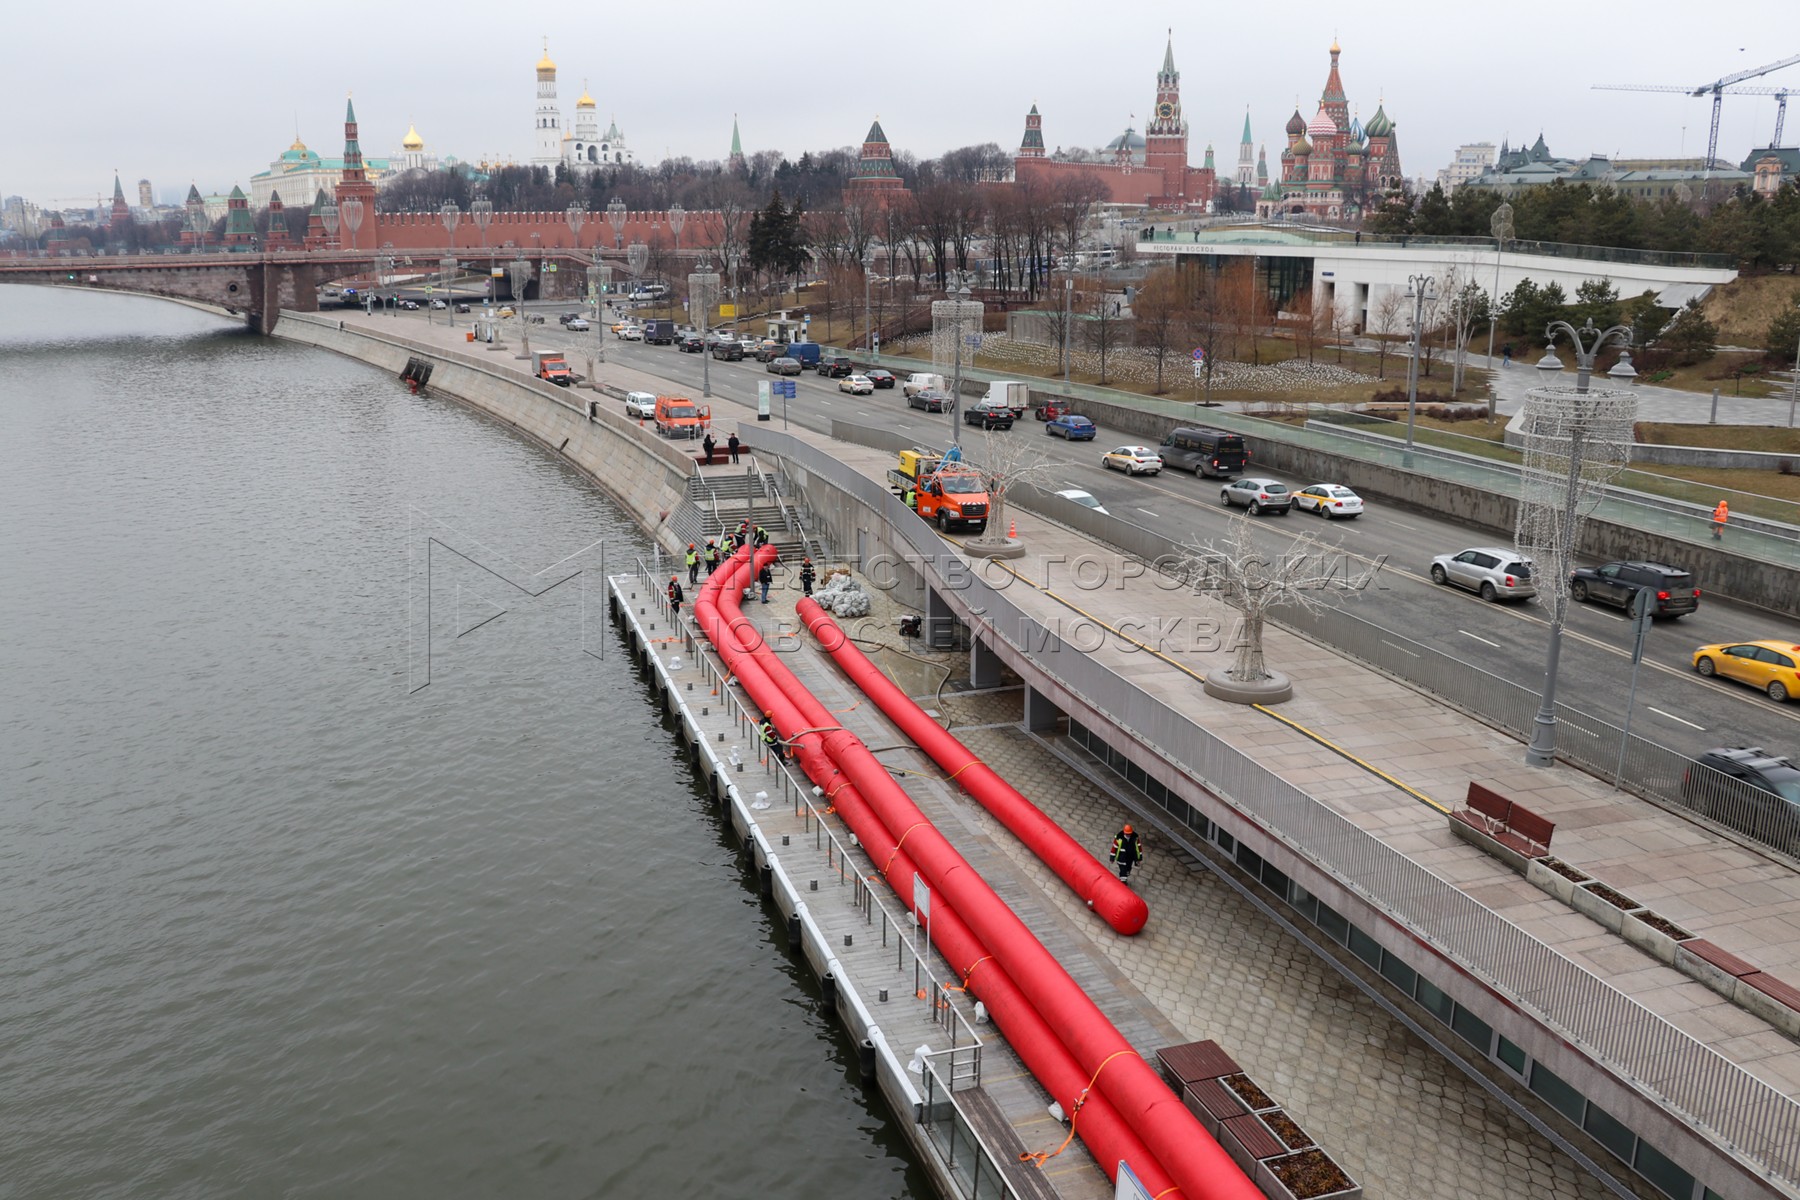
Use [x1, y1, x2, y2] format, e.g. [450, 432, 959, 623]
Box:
[1459, 630, 1500, 648]
[1383, 518, 1421, 532]
[1137, 507, 1158, 517]
[1648, 707, 1706, 730]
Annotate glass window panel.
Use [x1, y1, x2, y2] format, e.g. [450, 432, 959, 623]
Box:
[1583, 1102, 1636, 1164]
[1379, 952, 1417, 996]
[1530, 1061, 1586, 1125]
[1415, 977, 1454, 1024]
[1633, 1138, 1695, 1200]
[1317, 903, 1348, 945]
[1349, 925, 1383, 969]
[1451, 1004, 1493, 1053]
[1496, 1037, 1527, 1075]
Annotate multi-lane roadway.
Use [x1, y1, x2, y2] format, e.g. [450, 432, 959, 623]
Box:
[471, 304, 1800, 766]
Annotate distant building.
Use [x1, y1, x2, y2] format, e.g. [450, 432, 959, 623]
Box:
[531, 43, 634, 170]
[137, 179, 154, 210]
[1436, 143, 1495, 193]
[845, 119, 909, 207]
[1464, 136, 1751, 200]
[1741, 146, 1799, 197]
[250, 131, 391, 209]
[1257, 41, 1402, 222]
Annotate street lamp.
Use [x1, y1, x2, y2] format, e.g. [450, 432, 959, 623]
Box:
[440, 202, 460, 325]
[189, 204, 208, 255]
[690, 258, 720, 399]
[1062, 275, 1075, 395]
[566, 201, 586, 250]
[1522, 318, 1638, 769]
[340, 197, 364, 251]
[470, 198, 493, 308]
[668, 202, 685, 268]
[1485, 200, 1514, 421]
[863, 248, 874, 358]
[321, 203, 339, 251]
[606, 197, 627, 249]
[1404, 273, 1438, 452]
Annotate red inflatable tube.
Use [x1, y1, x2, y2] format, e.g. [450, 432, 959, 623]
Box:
[795, 598, 1147, 936]
[721, 549, 1259, 1200]
[695, 553, 1181, 1195]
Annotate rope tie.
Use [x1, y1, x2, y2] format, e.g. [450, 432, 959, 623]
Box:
[1151, 1186, 1182, 1199]
[1019, 1050, 1135, 1169]
[944, 758, 982, 783]
[879, 821, 931, 878]
[943, 955, 993, 995]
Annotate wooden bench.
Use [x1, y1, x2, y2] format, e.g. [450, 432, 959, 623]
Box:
[1448, 783, 1555, 874]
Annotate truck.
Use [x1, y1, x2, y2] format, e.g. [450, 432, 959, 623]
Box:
[962, 397, 1016, 430]
[653, 395, 711, 439]
[888, 448, 990, 534]
[982, 380, 1031, 417]
[783, 341, 822, 370]
[532, 351, 574, 387]
[641, 318, 677, 345]
[902, 372, 946, 399]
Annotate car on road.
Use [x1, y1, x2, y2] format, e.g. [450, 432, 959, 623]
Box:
[431, 299, 448, 310]
[767, 356, 803, 375]
[679, 334, 706, 353]
[1681, 746, 1800, 847]
[866, 369, 897, 389]
[559, 312, 584, 325]
[1101, 445, 1164, 475]
[565, 317, 590, 332]
[1693, 640, 1800, 702]
[1046, 414, 1097, 441]
[398, 299, 420, 310]
[1220, 477, 1293, 514]
[819, 355, 854, 378]
[754, 341, 789, 363]
[1293, 484, 1364, 519]
[908, 389, 952, 413]
[839, 374, 875, 395]
[617, 324, 644, 341]
[1430, 547, 1536, 602]
[1570, 561, 1700, 618]
[498, 307, 517, 319]
[1055, 489, 1110, 515]
[454, 302, 471, 313]
[710, 340, 744, 361]
[624, 391, 658, 419]
[963, 398, 1016, 430]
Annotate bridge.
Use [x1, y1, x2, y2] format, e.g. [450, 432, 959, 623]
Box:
[0, 246, 611, 333]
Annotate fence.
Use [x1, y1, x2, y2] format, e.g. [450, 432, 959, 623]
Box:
[744, 428, 1800, 1190]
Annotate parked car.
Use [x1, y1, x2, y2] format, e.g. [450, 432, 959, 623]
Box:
[1693, 640, 1800, 702]
[1681, 747, 1800, 848]
[710, 340, 744, 361]
[1293, 484, 1364, 519]
[1101, 445, 1164, 475]
[624, 391, 658, 418]
[679, 334, 706, 353]
[565, 317, 590, 332]
[767, 356, 803, 375]
[1055, 488, 1110, 515]
[1046, 414, 1097, 440]
[1430, 547, 1537, 602]
[866, 369, 897, 389]
[819, 355, 854, 378]
[1571, 561, 1700, 618]
[963, 398, 1016, 430]
[839, 374, 875, 395]
[1220, 477, 1293, 514]
[908, 389, 952, 413]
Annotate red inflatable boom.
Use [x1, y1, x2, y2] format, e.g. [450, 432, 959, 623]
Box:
[795, 597, 1147, 936]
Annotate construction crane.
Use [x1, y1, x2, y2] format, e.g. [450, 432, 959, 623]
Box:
[1595, 53, 1800, 167]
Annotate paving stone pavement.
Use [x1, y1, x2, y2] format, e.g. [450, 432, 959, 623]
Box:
[952, 715, 1620, 1200]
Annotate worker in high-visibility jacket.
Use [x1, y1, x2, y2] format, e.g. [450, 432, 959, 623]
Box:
[1110, 824, 1144, 884]
[685, 544, 700, 584]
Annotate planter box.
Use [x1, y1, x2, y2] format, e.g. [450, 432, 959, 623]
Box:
[1182, 1077, 1246, 1138]
[1256, 1151, 1364, 1200]
[1524, 856, 1588, 905]
[1569, 881, 1636, 934]
[1619, 911, 1690, 967]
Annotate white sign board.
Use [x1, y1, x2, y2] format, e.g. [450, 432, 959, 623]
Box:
[1114, 1160, 1153, 1200]
[757, 380, 772, 420]
[913, 875, 931, 918]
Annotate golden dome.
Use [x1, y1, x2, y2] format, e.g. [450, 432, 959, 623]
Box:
[1330, 35, 1341, 54]
[402, 124, 424, 150]
[537, 40, 556, 71]
[289, 137, 308, 153]
[576, 87, 596, 108]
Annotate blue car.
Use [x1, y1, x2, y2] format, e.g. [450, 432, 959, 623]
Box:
[1046, 414, 1097, 440]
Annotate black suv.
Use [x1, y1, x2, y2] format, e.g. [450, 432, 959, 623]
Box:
[1570, 560, 1700, 617]
[710, 340, 744, 361]
[819, 355, 854, 378]
[679, 334, 705, 353]
[754, 342, 789, 363]
[1682, 747, 1800, 848]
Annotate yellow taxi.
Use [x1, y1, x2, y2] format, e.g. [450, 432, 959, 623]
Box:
[498, 306, 516, 319]
[1694, 639, 1800, 702]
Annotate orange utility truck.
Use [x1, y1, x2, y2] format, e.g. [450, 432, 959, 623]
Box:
[889, 448, 990, 534]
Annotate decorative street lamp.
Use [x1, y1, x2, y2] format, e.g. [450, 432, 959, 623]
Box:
[1062, 275, 1075, 394]
[863, 248, 875, 358]
[340, 197, 364, 251]
[440, 202, 461, 325]
[587, 262, 612, 362]
[668, 202, 685, 268]
[321, 202, 340, 251]
[606, 197, 627, 249]
[189, 204, 208, 255]
[470, 198, 494, 306]
[566, 201, 586, 249]
[627, 240, 649, 296]
[1485, 200, 1514, 417]
[1403, 273, 1438, 452]
[1520, 318, 1639, 769]
[690, 258, 720, 399]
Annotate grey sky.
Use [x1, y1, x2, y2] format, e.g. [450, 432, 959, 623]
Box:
[8, 0, 1796, 205]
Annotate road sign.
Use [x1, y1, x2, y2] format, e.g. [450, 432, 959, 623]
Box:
[546, 263, 557, 273]
[1192, 346, 1206, 361]
[424, 285, 433, 294]
[491, 267, 505, 277]
[773, 380, 797, 399]
[720, 303, 736, 319]
[1629, 587, 1654, 664]
[1193, 363, 1204, 379]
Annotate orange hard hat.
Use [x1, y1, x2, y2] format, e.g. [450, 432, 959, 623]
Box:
[1123, 824, 1133, 834]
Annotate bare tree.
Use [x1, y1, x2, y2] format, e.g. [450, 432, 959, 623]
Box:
[968, 429, 1062, 549]
[1331, 298, 1357, 364]
[1289, 294, 1321, 364]
[1133, 266, 1191, 394]
[1443, 270, 1489, 397]
[1082, 276, 1124, 384]
[1185, 518, 1348, 687]
[1369, 288, 1406, 380]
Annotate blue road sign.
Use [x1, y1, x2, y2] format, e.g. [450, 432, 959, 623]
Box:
[774, 380, 797, 399]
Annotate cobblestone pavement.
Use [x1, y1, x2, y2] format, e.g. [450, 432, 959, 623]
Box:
[953, 719, 1618, 1200]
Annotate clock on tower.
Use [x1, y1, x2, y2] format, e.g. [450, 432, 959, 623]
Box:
[1158, 102, 1174, 119]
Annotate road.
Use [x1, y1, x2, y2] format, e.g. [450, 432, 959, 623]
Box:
[422, 302, 1800, 765]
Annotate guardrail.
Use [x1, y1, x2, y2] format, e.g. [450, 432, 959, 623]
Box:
[1139, 225, 1735, 271]
[918, 1054, 1026, 1200]
[745, 427, 1800, 1190]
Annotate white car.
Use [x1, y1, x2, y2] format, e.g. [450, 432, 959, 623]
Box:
[565, 317, 590, 332]
[1055, 489, 1110, 515]
[1293, 483, 1364, 519]
[617, 324, 644, 341]
[624, 391, 657, 418]
[429, 298, 448, 310]
[839, 374, 875, 395]
[1100, 445, 1163, 475]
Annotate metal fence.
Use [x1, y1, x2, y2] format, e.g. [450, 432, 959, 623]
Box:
[918, 1055, 1026, 1200]
[746, 428, 1800, 1189]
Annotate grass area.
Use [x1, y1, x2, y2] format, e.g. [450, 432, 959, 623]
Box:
[1623, 464, 1800, 520]
[1636, 423, 1800, 452]
[1702, 273, 1800, 348]
[1638, 350, 1782, 399]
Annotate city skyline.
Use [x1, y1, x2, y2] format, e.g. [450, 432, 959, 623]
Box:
[6, 0, 1796, 205]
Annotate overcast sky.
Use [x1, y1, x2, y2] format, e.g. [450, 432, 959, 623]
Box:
[7, 0, 1796, 205]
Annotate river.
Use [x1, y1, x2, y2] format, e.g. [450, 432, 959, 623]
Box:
[0, 286, 928, 1199]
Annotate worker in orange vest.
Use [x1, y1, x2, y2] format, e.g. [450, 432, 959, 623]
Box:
[1711, 499, 1729, 541]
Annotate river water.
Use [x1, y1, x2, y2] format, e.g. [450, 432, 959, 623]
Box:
[0, 287, 928, 1199]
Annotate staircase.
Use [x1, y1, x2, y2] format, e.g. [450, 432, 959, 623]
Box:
[666, 462, 821, 566]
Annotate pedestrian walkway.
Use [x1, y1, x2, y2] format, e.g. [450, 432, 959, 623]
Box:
[1479, 351, 1793, 425]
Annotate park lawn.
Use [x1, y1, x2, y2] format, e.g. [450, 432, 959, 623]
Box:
[1623, 463, 1800, 519]
[1637, 350, 1781, 399]
[1635, 423, 1800, 453]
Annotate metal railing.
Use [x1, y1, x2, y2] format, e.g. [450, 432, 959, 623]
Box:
[743, 427, 1800, 1189]
[1138, 225, 1735, 271]
[918, 1055, 1025, 1200]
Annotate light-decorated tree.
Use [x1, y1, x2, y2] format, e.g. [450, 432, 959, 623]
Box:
[966, 428, 1062, 555]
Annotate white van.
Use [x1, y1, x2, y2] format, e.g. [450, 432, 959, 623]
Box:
[624, 391, 657, 418]
[903, 372, 946, 398]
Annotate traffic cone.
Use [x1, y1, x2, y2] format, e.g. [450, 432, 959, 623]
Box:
[1008, 518, 1017, 539]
